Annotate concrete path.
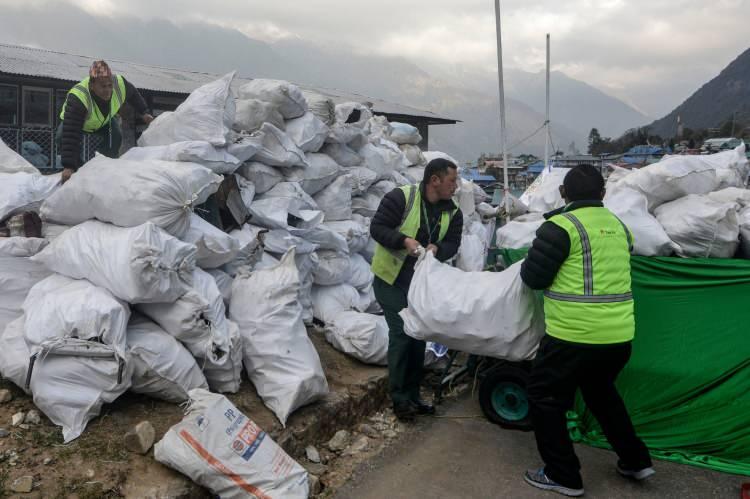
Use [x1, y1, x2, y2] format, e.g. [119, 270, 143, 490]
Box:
[335, 392, 746, 498]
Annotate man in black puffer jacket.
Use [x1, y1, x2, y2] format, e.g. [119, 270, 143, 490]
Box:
[56, 60, 154, 183]
[370, 158, 463, 421]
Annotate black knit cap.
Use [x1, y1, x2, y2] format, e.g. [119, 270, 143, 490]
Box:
[563, 164, 605, 201]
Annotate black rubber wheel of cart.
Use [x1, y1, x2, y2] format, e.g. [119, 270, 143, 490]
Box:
[478, 364, 533, 431]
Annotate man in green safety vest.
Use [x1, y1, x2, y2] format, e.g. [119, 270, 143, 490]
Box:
[520, 165, 653, 497]
[370, 158, 463, 421]
[56, 60, 154, 183]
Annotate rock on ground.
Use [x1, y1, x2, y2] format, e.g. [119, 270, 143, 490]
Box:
[124, 421, 156, 454]
[327, 430, 351, 452]
[10, 475, 33, 493]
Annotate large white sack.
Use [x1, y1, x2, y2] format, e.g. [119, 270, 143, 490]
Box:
[369, 180, 397, 199]
[198, 320, 244, 394]
[456, 234, 486, 272]
[0, 317, 32, 393]
[30, 338, 133, 443]
[207, 268, 233, 308]
[138, 73, 236, 147]
[313, 174, 353, 222]
[263, 249, 319, 326]
[654, 194, 740, 258]
[237, 79, 308, 120]
[0, 237, 51, 335]
[283, 153, 342, 195]
[230, 250, 329, 424]
[335, 102, 373, 129]
[325, 312, 388, 365]
[401, 255, 544, 361]
[456, 179, 476, 216]
[739, 207, 750, 259]
[311, 283, 363, 323]
[0, 138, 38, 174]
[323, 143, 363, 167]
[606, 165, 634, 187]
[302, 91, 336, 125]
[604, 187, 676, 256]
[405, 166, 426, 184]
[345, 166, 378, 195]
[40, 156, 222, 238]
[617, 155, 726, 212]
[400, 144, 426, 166]
[226, 130, 264, 163]
[184, 214, 241, 269]
[351, 192, 382, 218]
[0, 172, 60, 222]
[495, 213, 545, 250]
[127, 314, 208, 403]
[33, 221, 196, 303]
[390, 170, 412, 186]
[389, 122, 422, 145]
[252, 123, 308, 168]
[137, 268, 233, 365]
[23, 273, 129, 353]
[322, 220, 370, 253]
[423, 151, 460, 167]
[360, 141, 409, 180]
[233, 98, 285, 132]
[313, 250, 352, 286]
[519, 167, 569, 213]
[223, 224, 266, 276]
[366, 115, 392, 142]
[708, 187, 750, 208]
[347, 253, 373, 291]
[249, 199, 323, 231]
[236, 162, 283, 194]
[121, 141, 241, 175]
[154, 388, 309, 499]
[291, 224, 349, 254]
[285, 112, 329, 153]
[249, 183, 322, 230]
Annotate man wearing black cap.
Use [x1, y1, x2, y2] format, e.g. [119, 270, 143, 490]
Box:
[56, 60, 154, 183]
[520, 164, 653, 497]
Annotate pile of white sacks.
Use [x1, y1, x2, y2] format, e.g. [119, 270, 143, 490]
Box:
[0, 72, 492, 453]
[497, 144, 750, 259]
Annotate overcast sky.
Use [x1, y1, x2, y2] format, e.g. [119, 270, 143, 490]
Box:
[3, 0, 749, 116]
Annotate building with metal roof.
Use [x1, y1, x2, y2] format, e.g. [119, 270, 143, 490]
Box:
[0, 43, 458, 168]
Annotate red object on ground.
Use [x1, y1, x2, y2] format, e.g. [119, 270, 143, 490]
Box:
[741, 482, 750, 499]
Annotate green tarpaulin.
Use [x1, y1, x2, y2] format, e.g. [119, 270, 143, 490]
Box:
[501, 250, 750, 475]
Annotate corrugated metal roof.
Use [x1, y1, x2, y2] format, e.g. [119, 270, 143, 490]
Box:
[0, 43, 457, 124]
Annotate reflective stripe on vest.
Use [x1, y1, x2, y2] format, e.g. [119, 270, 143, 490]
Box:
[60, 75, 125, 133]
[544, 207, 635, 344]
[370, 184, 457, 285]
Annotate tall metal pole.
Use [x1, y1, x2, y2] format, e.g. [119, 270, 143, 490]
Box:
[544, 33, 551, 172]
[494, 0, 511, 216]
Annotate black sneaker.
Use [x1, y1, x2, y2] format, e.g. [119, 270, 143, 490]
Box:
[393, 402, 417, 422]
[616, 461, 655, 481]
[412, 399, 435, 415]
[523, 468, 584, 497]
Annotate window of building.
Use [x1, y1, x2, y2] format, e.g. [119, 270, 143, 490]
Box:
[0, 84, 19, 125]
[22, 87, 52, 127]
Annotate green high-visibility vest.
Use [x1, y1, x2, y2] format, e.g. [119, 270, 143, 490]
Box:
[59, 75, 126, 133]
[371, 184, 458, 285]
[544, 206, 635, 344]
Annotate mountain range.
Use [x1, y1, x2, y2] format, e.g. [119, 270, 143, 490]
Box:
[0, 4, 652, 162]
[648, 47, 750, 138]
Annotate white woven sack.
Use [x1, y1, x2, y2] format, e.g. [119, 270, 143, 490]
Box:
[33, 220, 196, 303]
[154, 389, 309, 498]
[40, 155, 222, 238]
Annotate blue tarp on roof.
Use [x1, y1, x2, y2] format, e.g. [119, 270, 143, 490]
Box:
[625, 145, 669, 156]
[461, 168, 496, 183]
[527, 161, 545, 174]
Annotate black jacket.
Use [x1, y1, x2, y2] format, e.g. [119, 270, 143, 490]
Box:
[520, 201, 607, 290]
[60, 77, 149, 170]
[370, 183, 463, 291]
